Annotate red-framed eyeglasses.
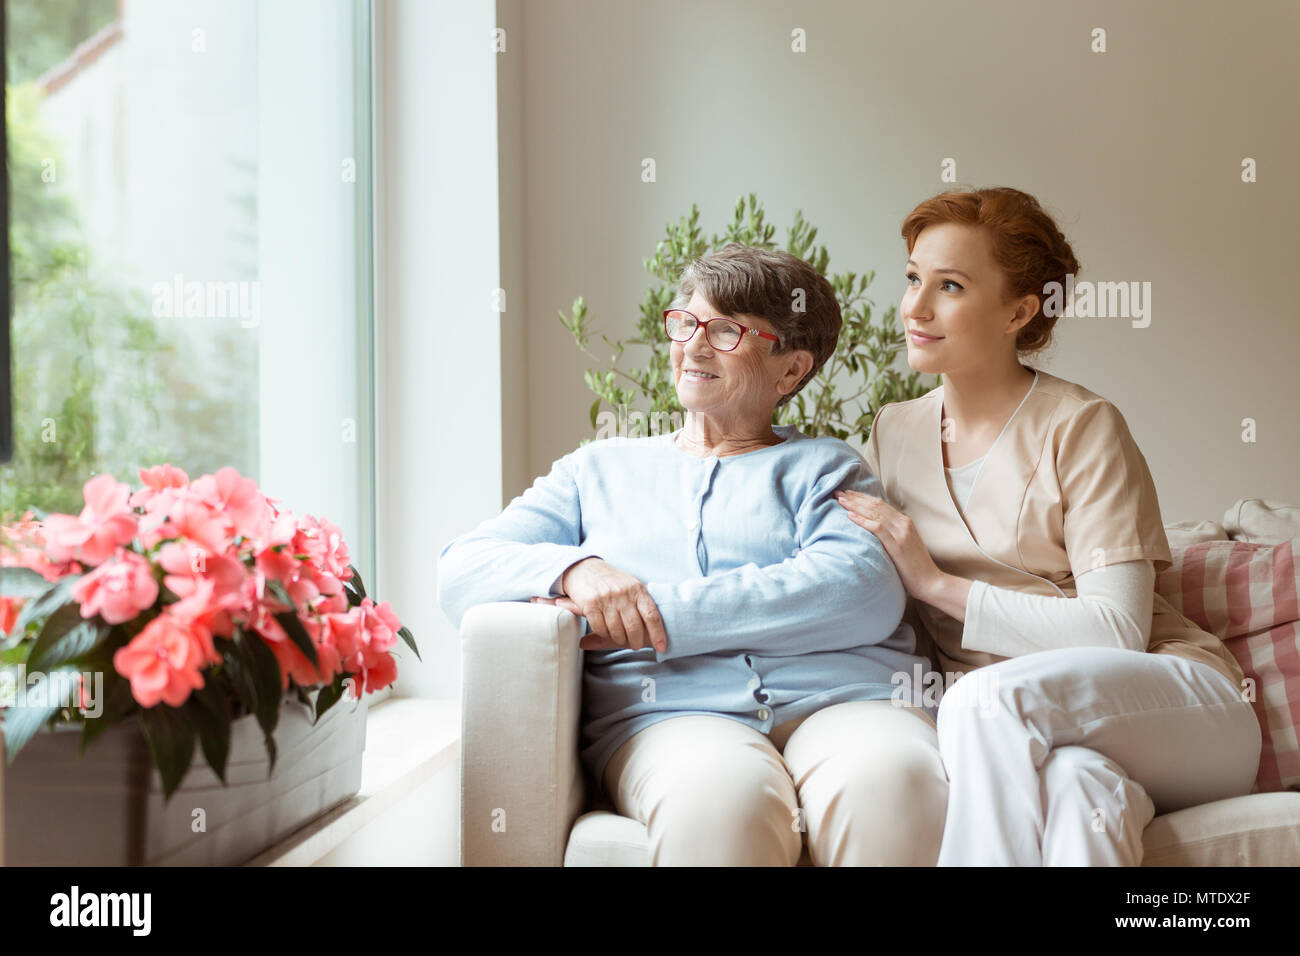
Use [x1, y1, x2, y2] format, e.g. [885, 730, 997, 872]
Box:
[663, 309, 781, 352]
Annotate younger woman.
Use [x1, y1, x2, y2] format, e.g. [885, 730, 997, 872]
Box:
[838, 187, 1260, 865]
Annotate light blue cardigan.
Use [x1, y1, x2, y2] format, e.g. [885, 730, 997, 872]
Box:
[437, 424, 931, 787]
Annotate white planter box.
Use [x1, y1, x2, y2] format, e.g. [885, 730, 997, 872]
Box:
[0, 693, 368, 866]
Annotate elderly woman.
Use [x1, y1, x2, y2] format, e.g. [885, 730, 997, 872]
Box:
[437, 244, 948, 866]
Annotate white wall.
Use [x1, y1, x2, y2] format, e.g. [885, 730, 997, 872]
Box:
[509, 0, 1300, 524]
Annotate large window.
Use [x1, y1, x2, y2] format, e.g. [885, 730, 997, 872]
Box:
[4, 0, 376, 587]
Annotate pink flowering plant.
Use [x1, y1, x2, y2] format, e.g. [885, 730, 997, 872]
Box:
[0, 465, 418, 798]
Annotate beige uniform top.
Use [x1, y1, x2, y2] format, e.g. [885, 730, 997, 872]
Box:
[864, 366, 1244, 689]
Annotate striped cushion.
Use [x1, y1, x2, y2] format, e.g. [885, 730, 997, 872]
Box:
[1155, 539, 1300, 793]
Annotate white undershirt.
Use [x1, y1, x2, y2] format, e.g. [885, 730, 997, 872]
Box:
[944, 452, 1155, 656]
[944, 453, 985, 514]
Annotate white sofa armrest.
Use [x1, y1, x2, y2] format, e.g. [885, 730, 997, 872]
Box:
[459, 601, 586, 866]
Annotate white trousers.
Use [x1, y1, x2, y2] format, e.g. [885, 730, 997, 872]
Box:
[935, 646, 1262, 866]
[601, 700, 947, 865]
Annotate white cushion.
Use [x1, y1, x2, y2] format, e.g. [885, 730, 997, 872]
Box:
[565, 810, 813, 866]
[1163, 519, 1229, 549]
[1223, 498, 1300, 544]
[1140, 792, 1300, 865]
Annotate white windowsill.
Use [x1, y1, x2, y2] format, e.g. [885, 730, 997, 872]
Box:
[244, 696, 460, 866]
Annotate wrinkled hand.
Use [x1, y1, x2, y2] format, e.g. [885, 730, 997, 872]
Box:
[530, 557, 667, 653]
[529, 595, 621, 650]
[835, 490, 944, 602]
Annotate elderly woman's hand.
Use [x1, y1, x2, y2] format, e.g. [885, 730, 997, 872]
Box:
[530, 596, 622, 651]
[533, 557, 668, 653]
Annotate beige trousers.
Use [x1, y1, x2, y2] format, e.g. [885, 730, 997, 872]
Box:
[600, 700, 948, 866]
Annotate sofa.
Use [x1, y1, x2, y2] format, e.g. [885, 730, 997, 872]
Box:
[458, 497, 1300, 866]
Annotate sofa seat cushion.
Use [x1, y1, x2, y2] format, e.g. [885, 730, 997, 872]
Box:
[564, 810, 813, 866]
[566, 793, 1300, 866]
[1140, 792, 1300, 865]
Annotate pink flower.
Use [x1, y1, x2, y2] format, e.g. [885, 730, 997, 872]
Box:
[250, 511, 350, 615]
[40, 474, 139, 567]
[252, 609, 342, 691]
[254, 548, 297, 590]
[286, 573, 324, 610]
[70, 548, 160, 625]
[156, 551, 245, 656]
[325, 607, 360, 658]
[112, 611, 207, 708]
[268, 627, 343, 691]
[0, 595, 22, 635]
[191, 467, 273, 542]
[174, 576, 232, 658]
[315, 588, 349, 615]
[293, 514, 352, 580]
[157, 542, 245, 605]
[328, 598, 401, 695]
[349, 653, 396, 696]
[1, 533, 75, 581]
[163, 492, 231, 555]
[128, 464, 190, 511]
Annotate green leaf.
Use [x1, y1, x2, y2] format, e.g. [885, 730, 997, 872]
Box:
[11, 574, 82, 635]
[265, 580, 319, 668]
[185, 682, 232, 784]
[261, 728, 278, 776]
[314, 675, 345, 723]
[273, 610, 319, 669]
[237, 628, 282, 741]
[25, 603, 110, 674]
[1, 643, 31, 665]
[589, 399, 601, 431]
[0, 565, 49, 600]
[214, 636, 254, 717]
[397, 624, 421, 661]
[138, 705, 196, 800]
[1, 668, 72, 764]
[79, 674, 136, 752]
[345, 565, 366, 599]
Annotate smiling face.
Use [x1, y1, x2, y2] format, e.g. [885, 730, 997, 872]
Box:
[670, 291, 813, 426]
[901, 222, 1039, 375]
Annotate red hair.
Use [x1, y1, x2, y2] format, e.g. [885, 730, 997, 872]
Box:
[901, 187, 1080, 354]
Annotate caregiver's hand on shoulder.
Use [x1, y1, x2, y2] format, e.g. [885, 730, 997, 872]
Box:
[533, 557, 667, 653]
[835, 490, 945, 603]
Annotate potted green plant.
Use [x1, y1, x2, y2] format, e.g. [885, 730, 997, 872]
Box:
[558, 193, 938, 443]
[0, 464, 419, 865]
